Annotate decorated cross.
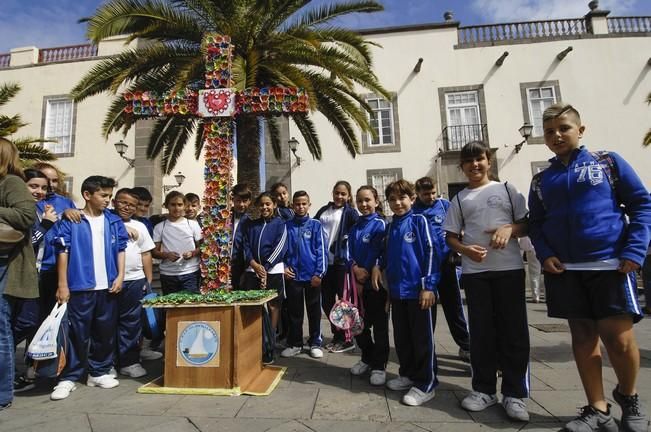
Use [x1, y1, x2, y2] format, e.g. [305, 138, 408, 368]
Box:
[123, 34, 309, 292]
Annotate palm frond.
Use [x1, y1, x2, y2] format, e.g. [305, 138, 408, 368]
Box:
[289, 1, 383, 29]
[266, 116, 283, 161]
[16, 141, 57, 162]
[0, 83, 20, 107]
[292, 114, 321, 159]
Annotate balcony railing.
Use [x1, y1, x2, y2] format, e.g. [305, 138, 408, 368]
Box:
[607, 16, 651, 33]
[39, 44, 98, 63]
[458, 18, 587, 46]
[0, 54, 10, 69]
[442, 124, 488, 152]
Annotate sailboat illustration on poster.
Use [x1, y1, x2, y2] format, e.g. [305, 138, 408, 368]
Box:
[178, 321, 220, 367]
[188, 328, 210, 358]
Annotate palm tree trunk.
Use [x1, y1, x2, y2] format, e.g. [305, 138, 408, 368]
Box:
[236, 116, 261, 196]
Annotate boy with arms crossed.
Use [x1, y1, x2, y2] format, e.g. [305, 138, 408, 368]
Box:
[529, 104, 651, 432]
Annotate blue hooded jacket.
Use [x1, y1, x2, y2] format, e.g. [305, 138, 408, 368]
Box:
[244, 216, 287, 271]
[381, 210, 441, 299]
[36, 193, 77, 272]
[277, 206, 294, 221]
[413, 198, 451, 260]
[347, 212, 386, 272]
[314, 202, 359, 265]
[285, 215, 327, 282]
[528, 147, 651, 265]
[52, 209, 128, 290]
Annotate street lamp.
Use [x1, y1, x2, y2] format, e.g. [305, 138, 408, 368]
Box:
[163, 171, 186, 192]
[514, 122, 533, 153]
[288, 136, 302, 166]
[114, 139, 135, 167]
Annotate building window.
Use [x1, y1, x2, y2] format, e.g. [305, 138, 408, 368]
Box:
[41, 96, 76, 156]
[361, 93, 401, 154]
[438, 85, 489, 152]
[531, 161, 551, 176]
[520, 81, 562, 144]
[367, 168, 403, 215]
[62, 177, 74, 196]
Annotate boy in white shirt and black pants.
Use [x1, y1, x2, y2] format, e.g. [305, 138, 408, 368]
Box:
[112, 188, 155, 378]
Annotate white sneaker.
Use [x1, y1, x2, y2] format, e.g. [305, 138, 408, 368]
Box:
[120, 363, 147, 378]
[140, 348, 163, 361]
[50, 380, 76, 400]
[309, 346, 324, 359]
[350, 360, 370, 376]
[502, 396, 530, 422]
[402, 386, 436, 406]
[386, 376, 414, 391]
[108, 367, 118, 378]
[87, 374, 120, 389]
[370, 370, 386, 386]
[280, 346, 302, 358]
[461, 391, 498, 411]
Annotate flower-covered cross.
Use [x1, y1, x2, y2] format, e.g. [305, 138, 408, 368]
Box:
[123, 34, 309, 292]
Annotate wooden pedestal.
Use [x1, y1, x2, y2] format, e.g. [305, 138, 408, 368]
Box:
[138, 295, 284, 396]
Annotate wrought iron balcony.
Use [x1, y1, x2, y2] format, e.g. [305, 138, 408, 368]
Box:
[441, 124, 488, 152]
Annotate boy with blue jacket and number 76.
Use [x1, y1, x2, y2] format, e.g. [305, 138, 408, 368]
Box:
[50, 176, 128, 401]
[529, 104, 651, 432]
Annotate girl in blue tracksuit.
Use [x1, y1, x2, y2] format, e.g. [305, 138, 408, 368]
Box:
[372, 179, 441, 407]
[271, 182, 294, 221]
[347, 186, 389, 386]
[11, 169, 60, 391]
[314, 180, 359, 353]
[282, 191, 326, 358]
[243, 192, 288, 347]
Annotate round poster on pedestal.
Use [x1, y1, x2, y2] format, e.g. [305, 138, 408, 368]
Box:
[177, 321, 221, 367]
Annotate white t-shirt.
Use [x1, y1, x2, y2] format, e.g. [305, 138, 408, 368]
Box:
[319, 206, 344, 265]
[124, 219, 155, 281]
[153, 217, 203, 276]
[443, 181, 527, 274]
[87, 214, 109, 290]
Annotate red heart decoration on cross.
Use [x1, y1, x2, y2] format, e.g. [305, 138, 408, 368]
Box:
[203, 90, 231, 115]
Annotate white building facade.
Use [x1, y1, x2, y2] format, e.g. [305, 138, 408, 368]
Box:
[0, 4, 649, 212]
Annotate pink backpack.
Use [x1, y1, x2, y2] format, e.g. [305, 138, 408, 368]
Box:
[329, 271, 364, 342]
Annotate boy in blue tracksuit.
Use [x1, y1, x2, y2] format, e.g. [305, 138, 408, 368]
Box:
[348, 186, 389, 386]
[230, 184, 252, 290]
[372, 179, 441, 407]
[413, 177, 470, 362]
[281, 191, 326, 359]
[529, 104, 651, 432]
[49, 176, 128, 401]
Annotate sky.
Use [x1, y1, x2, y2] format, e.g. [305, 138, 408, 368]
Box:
[1, 0, 650, 52]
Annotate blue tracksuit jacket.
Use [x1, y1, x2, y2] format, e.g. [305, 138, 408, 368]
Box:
[413, 198, 451, 260]
[347, 212, 386, 272]
[314, 202, 359, 265]
[244, 216, 287, 271]
[36, 193, 77, 272]
[381, 210, 441, 299]
[277, 206, 294, 221]
[231, 212, 250, 266]
[52, 209, 128, 290]
[285, 215, 327, 282]
[528, 146, 651, 265]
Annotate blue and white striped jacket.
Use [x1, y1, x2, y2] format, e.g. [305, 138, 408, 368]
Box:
[243, 216, 287, 271]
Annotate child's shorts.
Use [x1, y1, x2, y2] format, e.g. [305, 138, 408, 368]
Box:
[241, 272, 285, 301]
[544, 270, 642, 323]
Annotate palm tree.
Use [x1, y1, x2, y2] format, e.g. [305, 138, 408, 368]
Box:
[0, 83, 56, 166]
[71, 0, 389, 193]
[644, 91, 651, 147]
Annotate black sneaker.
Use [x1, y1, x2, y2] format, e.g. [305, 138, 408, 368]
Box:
[565, 405, 617, 432]
[13, 375, 36, 393]
[263, 352, 275, 365]
[0, 402, 10, 412]
[612, 386, 650, 432]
